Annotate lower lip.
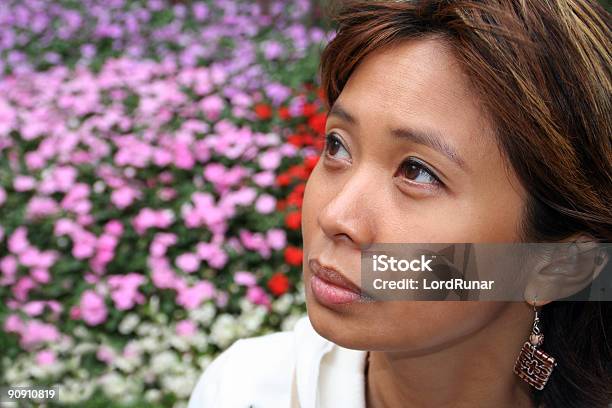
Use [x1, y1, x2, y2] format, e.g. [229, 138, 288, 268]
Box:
[310, 273, 362, 305]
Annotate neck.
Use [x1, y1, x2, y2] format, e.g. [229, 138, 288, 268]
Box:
[365, 304, 535, 408]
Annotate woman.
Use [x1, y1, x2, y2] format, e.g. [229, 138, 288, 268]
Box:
[188, 1, 611, 407]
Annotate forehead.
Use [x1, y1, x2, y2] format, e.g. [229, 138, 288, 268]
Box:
[336, 37, 491, 149]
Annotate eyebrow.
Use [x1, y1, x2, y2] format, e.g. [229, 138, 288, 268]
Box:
[328, 103, 468, 172]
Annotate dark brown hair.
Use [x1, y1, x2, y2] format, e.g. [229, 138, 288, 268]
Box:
[319, 1, 612, 406]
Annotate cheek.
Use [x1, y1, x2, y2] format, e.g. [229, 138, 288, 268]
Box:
[375, 302, 504, 351]
[301, 166, 325, 249]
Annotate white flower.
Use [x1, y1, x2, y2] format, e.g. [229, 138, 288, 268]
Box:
[188, 302, 216, 325]
[189, 332, 209, 351]
[197, 355, 213, 371]
[99, 372, 128, 399]
[272, 293, 294, 314]
[169, 335, 190, 352]
[209, 314, 238, 348]
[123, 166, 136, 178]
[59, 378, 95, 404]
[118, 313, 140, 334]
[93, 180, 106, 193]
[73, 326, 90, 339]
[73, 342, 97, 355]
[139, 336, 159, 352]
[149, 295, 160, 314]
[144, 389, 162, 403]
[151, 351, 178, 375]
[239, 305, 267, 333]
[161, 370, 197, 399]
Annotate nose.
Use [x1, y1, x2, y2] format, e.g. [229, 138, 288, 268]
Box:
[316, 170, 377, 250]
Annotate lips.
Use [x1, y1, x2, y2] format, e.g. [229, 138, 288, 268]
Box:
[308, 259, 369, 305]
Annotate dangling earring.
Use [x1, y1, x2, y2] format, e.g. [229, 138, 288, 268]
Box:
[513, 298, 557, 390]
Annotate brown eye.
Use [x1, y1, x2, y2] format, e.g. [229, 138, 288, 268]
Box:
[396, 158, 441, 185]
[324, 133, 350, 160]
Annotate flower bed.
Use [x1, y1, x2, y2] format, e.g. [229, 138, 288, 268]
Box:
[0, 1, 330, 406]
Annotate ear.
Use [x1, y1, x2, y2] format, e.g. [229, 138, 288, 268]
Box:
[523, 235, 610, 305]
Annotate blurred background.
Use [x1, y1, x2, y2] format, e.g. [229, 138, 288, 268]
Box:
[0, 0, 331, 406]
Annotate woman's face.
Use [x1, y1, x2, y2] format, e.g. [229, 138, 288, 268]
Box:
[301, 37, 530, 352]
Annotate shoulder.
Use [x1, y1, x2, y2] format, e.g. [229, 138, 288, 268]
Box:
[188, 315, 329, 408]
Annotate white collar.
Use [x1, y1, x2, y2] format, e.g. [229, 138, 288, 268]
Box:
[292, 316, 368, 408]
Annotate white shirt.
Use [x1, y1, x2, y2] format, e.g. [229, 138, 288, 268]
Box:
[187, 315, 368, 408]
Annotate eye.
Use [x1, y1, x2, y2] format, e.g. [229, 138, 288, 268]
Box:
[395, 157, 442, 186]
[324, 132, 351, 161]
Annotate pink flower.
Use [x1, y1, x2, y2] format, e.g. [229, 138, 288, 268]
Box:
[4, 314, 23, 333]
[133, 208, 174, 234]
[234, 271, 257, 286]
[13, 175, 37, 192]
[266, 229, 287, 250]
[54, 218, 76, 236]
[176, 280, 215, 310]
[72, 231, 97, 259]
[176, 319, 197, 337]
[104, 220, 124, 236]
[36, 349, 56, 366]
[246, 286, 271, 307]
[97, 234, 118, 252]
[23, 301, 45, 316]
[20, 320, 60, 349]
[26, 196, 59, 219]
[200, 94, 224, 121]
[19, 247, 40, 267]
[255, 194, 276, 214]
[25, 152, 46, 170]
[107, 273, 146, 311]
[176, 252, 200, 273]
[12, 277, 36, 302]
[174, 142, 195, 170]
[80, 290, 108, 326]
[258, 150, 281, 170]
[96, 345, 115, 363]
[0, 187, 6, 206]
[252, 171, 274, 187]
[111, 186, 141, 209]
[203, 163, 226, 184]
[31, 267, 51, 284]
[8, 226, 29, 254]
[196, 242, 228, 269]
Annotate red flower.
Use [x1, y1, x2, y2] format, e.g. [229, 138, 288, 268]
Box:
[302, 102, 317, 118]
[302, 134, 314, 146]
[276, 199, 287, 211]
[287, 133, 305, 147]
[287, 166, 306, 181]
[276, 173, 291, 187]
[308, 113, 327, 134]
[285, 211, 301, 230]
[317, 87, 326, 101]
[268, 272, 291, 296]
[304, 155, 319, 171]
[284, 246, 303, 266]
[254, 103, 273, 120]
[278, 106, 291, 120]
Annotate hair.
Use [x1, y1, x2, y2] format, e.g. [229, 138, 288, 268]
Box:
[318, 1, 612, 407]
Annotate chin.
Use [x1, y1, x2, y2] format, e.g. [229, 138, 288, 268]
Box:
[304, 296, 386, 351]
